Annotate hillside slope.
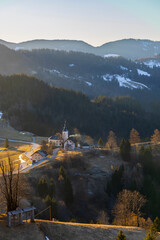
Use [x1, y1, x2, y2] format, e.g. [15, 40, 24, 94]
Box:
[0, 222, 45, 240]
[0, 74, 157, 139]
[36, 220, 148, 240]
[0, 44, 33, 75]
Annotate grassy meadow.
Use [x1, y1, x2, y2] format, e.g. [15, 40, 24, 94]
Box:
[0, 142, 32, 172]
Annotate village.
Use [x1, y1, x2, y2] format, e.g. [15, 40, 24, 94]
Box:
[20, 122, 91, 171]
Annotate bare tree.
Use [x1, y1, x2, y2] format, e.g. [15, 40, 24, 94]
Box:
[97, 210, 109, 224]
[113, 189, 146, 226]
[151, 129, 160, 143]
[85, 136, 94, 145]
[131, 191, 146, 227]
[0, 154, 28, 212]
[106, 131, 118, 149]
[129, 128, 141, 144]
[113, 189, 132, 226]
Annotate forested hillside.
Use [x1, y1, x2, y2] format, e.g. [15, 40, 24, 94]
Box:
[0, 44, 32, 75]
[19, 49, 160, 101]
[0, 44, 160, 102]
[0, 74, 160, 139]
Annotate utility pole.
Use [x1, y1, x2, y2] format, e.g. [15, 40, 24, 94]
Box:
[50, 206, 52, 221]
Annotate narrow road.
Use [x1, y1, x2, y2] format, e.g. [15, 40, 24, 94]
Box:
[24, 143, 39, 159]
[0, 137, 32, 144]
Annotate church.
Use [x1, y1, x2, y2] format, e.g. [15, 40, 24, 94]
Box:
[48, 122, 76, 150]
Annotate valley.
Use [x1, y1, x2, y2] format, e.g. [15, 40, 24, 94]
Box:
[0, 36, 160, 239]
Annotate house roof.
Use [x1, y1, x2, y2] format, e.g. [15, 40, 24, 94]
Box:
[8, 207, 36, 216]
[31, 150, 48, 157]
[82, 142, 90, 146]
[65, 137, 77, 144]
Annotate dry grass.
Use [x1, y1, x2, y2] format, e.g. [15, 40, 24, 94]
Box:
[36, 220, 151, 240]
[0, 122, 47, 144]
[35, 136, 48, 144]
[0, 145, 32, 173]
[87, 151, 124, 176]
[56, 150, 83, 161]
[0, 124, 32, 141]
[0, 222, 45, 240]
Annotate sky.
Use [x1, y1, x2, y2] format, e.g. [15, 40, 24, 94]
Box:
[0, 0, 159, 46]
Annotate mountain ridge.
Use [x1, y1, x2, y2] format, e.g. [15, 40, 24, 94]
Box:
[0, 38, 160, 60]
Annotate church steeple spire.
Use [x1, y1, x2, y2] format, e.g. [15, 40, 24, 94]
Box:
[62, 121, 68, 141]
[63, 120, 68, 132]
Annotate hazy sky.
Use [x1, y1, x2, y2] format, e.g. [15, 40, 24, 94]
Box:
[0, 0, 159, 46]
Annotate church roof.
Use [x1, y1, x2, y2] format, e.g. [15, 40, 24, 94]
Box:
[65, 137, 77, 144]
[49, 134, 62, 140]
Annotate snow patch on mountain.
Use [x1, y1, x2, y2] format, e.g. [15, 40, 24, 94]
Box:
[15, 47, 25, 51]
[47, 69, 60, 74]
[31, 70, 37, 75]
[104, 54, 120, 58]
[103, 74, 113, 82]
[69, 64, 75, 67]
[143, 60, 160, 69]
[102, 74, 149, 90]
[137, 69, 151, 77]
[120, 66, 128, 71]
[85, 81, 92, 86]
[0, 112, 3, 119]
[43, 68, 60, 74]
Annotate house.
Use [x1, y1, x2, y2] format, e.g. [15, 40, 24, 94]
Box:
[82, 142, 90, 149]
[31, 150, 48, 163]
[64, 137, 76, 150]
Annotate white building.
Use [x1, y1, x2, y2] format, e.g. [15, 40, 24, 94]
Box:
[64, 137, 76, 151]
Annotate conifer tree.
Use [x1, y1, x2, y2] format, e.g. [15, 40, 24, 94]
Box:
[120, 138, 131, 161]
[152, 217, 160, 232]
[58, 166, 66, 180]
[49, 178, 55, 198]
[98, 137, 104, 147]
[64, 177, 73, 205]
[45, 195, 57, 219]
[115, 231, 127, 240]
[38, 178, 48, 198]
[41, 140, 47, 151]
[4, 138, 9, 148]
[145, 224, 158, 240]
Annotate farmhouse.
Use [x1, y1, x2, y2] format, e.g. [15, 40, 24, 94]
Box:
[31, 150, 48, 163]
[64, 137, 76, 150]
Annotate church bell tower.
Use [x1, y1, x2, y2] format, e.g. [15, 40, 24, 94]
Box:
[62, 121, 68, 141]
